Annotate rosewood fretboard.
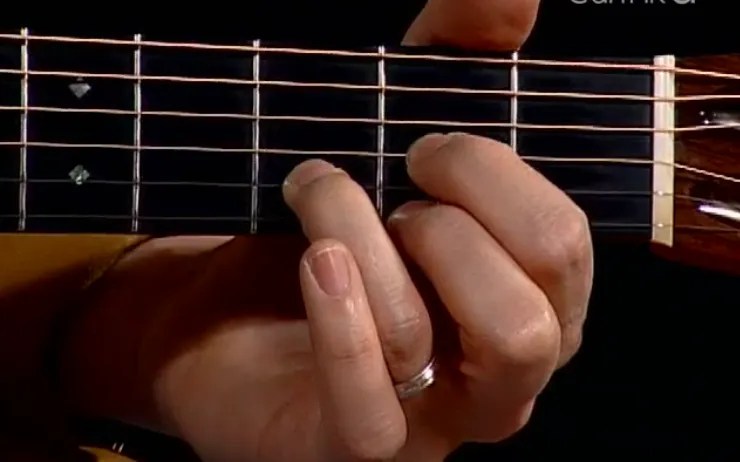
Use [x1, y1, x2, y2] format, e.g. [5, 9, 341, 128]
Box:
[0, 31, 660, 238]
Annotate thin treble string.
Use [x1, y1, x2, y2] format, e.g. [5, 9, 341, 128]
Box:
[0, 175, 723, 206]
[1, 32, 740, 82]
[1, 68, 739, 105]
[1, 141, 739, 186]
[0, 211, 735, 236]
[0, 104, 737, 134]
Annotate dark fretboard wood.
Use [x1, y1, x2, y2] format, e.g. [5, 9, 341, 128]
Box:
[0, 32, 655, 238]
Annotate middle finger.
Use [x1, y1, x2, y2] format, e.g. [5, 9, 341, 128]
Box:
[283, 159, 433, 383]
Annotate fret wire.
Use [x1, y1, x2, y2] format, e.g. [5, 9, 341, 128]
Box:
[132, 33, 142, 233]
[250, 40, 261, 234]
[18, 28, 29, 232]
[375, 45, 386, 216]
[510, 51, 519, 152]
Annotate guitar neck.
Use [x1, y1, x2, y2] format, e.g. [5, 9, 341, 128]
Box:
[0, 31, 666, 241]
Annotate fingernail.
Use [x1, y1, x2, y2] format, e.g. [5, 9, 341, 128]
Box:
[307, 246, 351, 297]
[283, 159, 340, 201]
[406, 133, 450, 166]
[388, 201, 431, 226]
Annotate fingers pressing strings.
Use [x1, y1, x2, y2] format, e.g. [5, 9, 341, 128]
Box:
[405, 133, 594, 367]
[403, 0, 541, 50]
[283, 160, 435, 384]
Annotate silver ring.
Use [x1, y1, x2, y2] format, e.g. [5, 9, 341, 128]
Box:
[394, 357, 438, 400]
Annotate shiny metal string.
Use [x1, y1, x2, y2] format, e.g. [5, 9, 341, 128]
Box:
[0, 104, 737, 133]
[1, 141, 739, 185]
[1, 32, 739, 82]
[0, 68, 739, 105]
[1, 31, 738, 236]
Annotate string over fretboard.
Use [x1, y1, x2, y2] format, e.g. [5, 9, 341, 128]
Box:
[1, 30, 663, 237]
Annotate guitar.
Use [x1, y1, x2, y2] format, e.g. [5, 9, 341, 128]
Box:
[0, 29, 738, 460]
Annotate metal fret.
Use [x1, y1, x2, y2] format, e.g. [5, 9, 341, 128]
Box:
[375, 45, 386, 216]
[510, 51, 519, 152]
[18, 28, 28, 231]
[132, 34, 142, 232]
[250, 40, 261, 234]
[0, 36, 656, 240]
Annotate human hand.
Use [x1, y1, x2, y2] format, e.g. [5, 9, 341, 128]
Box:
[61, 1, 593, 461]
[271, 128, 593, 460]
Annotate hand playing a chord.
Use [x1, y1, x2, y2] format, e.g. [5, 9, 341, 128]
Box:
[59, 1, 593, 461]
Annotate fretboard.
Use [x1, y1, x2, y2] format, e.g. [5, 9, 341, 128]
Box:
[0, 32, 657, 238]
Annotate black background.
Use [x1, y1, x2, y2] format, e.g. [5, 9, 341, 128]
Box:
[5, 1, 740, 460]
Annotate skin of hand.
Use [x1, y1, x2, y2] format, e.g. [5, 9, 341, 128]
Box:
[56, 1, 594, 461]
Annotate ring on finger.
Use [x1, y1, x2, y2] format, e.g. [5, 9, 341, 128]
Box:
[394, 356, 438, 400]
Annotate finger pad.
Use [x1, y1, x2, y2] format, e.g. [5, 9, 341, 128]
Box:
[415, 0, 540, 50]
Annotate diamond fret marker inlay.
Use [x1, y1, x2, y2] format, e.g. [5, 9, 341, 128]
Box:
[68, 77, 91, 99]
[68, 165, 91, 185]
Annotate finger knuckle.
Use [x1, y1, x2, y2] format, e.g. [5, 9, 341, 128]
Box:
[343, 413, 406, 460]
[532, 205, 592, 284]
[496, 297, 560, 369]
[493, 401, 537, 442]
[558, 326, 584, 366]
[325, 329, 376, 367]
[381, 307, 430, 374]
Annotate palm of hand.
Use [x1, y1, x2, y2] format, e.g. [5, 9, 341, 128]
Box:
[151, 237, 534, 462]
[159, 268, 531, 462]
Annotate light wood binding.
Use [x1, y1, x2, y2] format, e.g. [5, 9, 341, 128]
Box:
[652, 54, 740, 275]
[82, 447, 136, 462]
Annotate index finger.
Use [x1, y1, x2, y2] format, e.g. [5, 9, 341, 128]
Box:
[403, 0, 541, 50]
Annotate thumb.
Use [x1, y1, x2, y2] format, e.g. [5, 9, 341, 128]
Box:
[403, 0, 540, 51]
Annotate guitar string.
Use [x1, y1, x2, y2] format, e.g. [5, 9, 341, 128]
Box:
[1, 32, 740, 82]
[1, 68, 739, 106]
[1, 141, 739, 186]
[0, 176, 725, 206]
[0, 32, 737, 234]
[0, 176, 728, 232]
[0, 104, 738, 133]
[1, 155, 738, 238]
[0, 211, 734, 236]
[1, 163, 735, 234]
